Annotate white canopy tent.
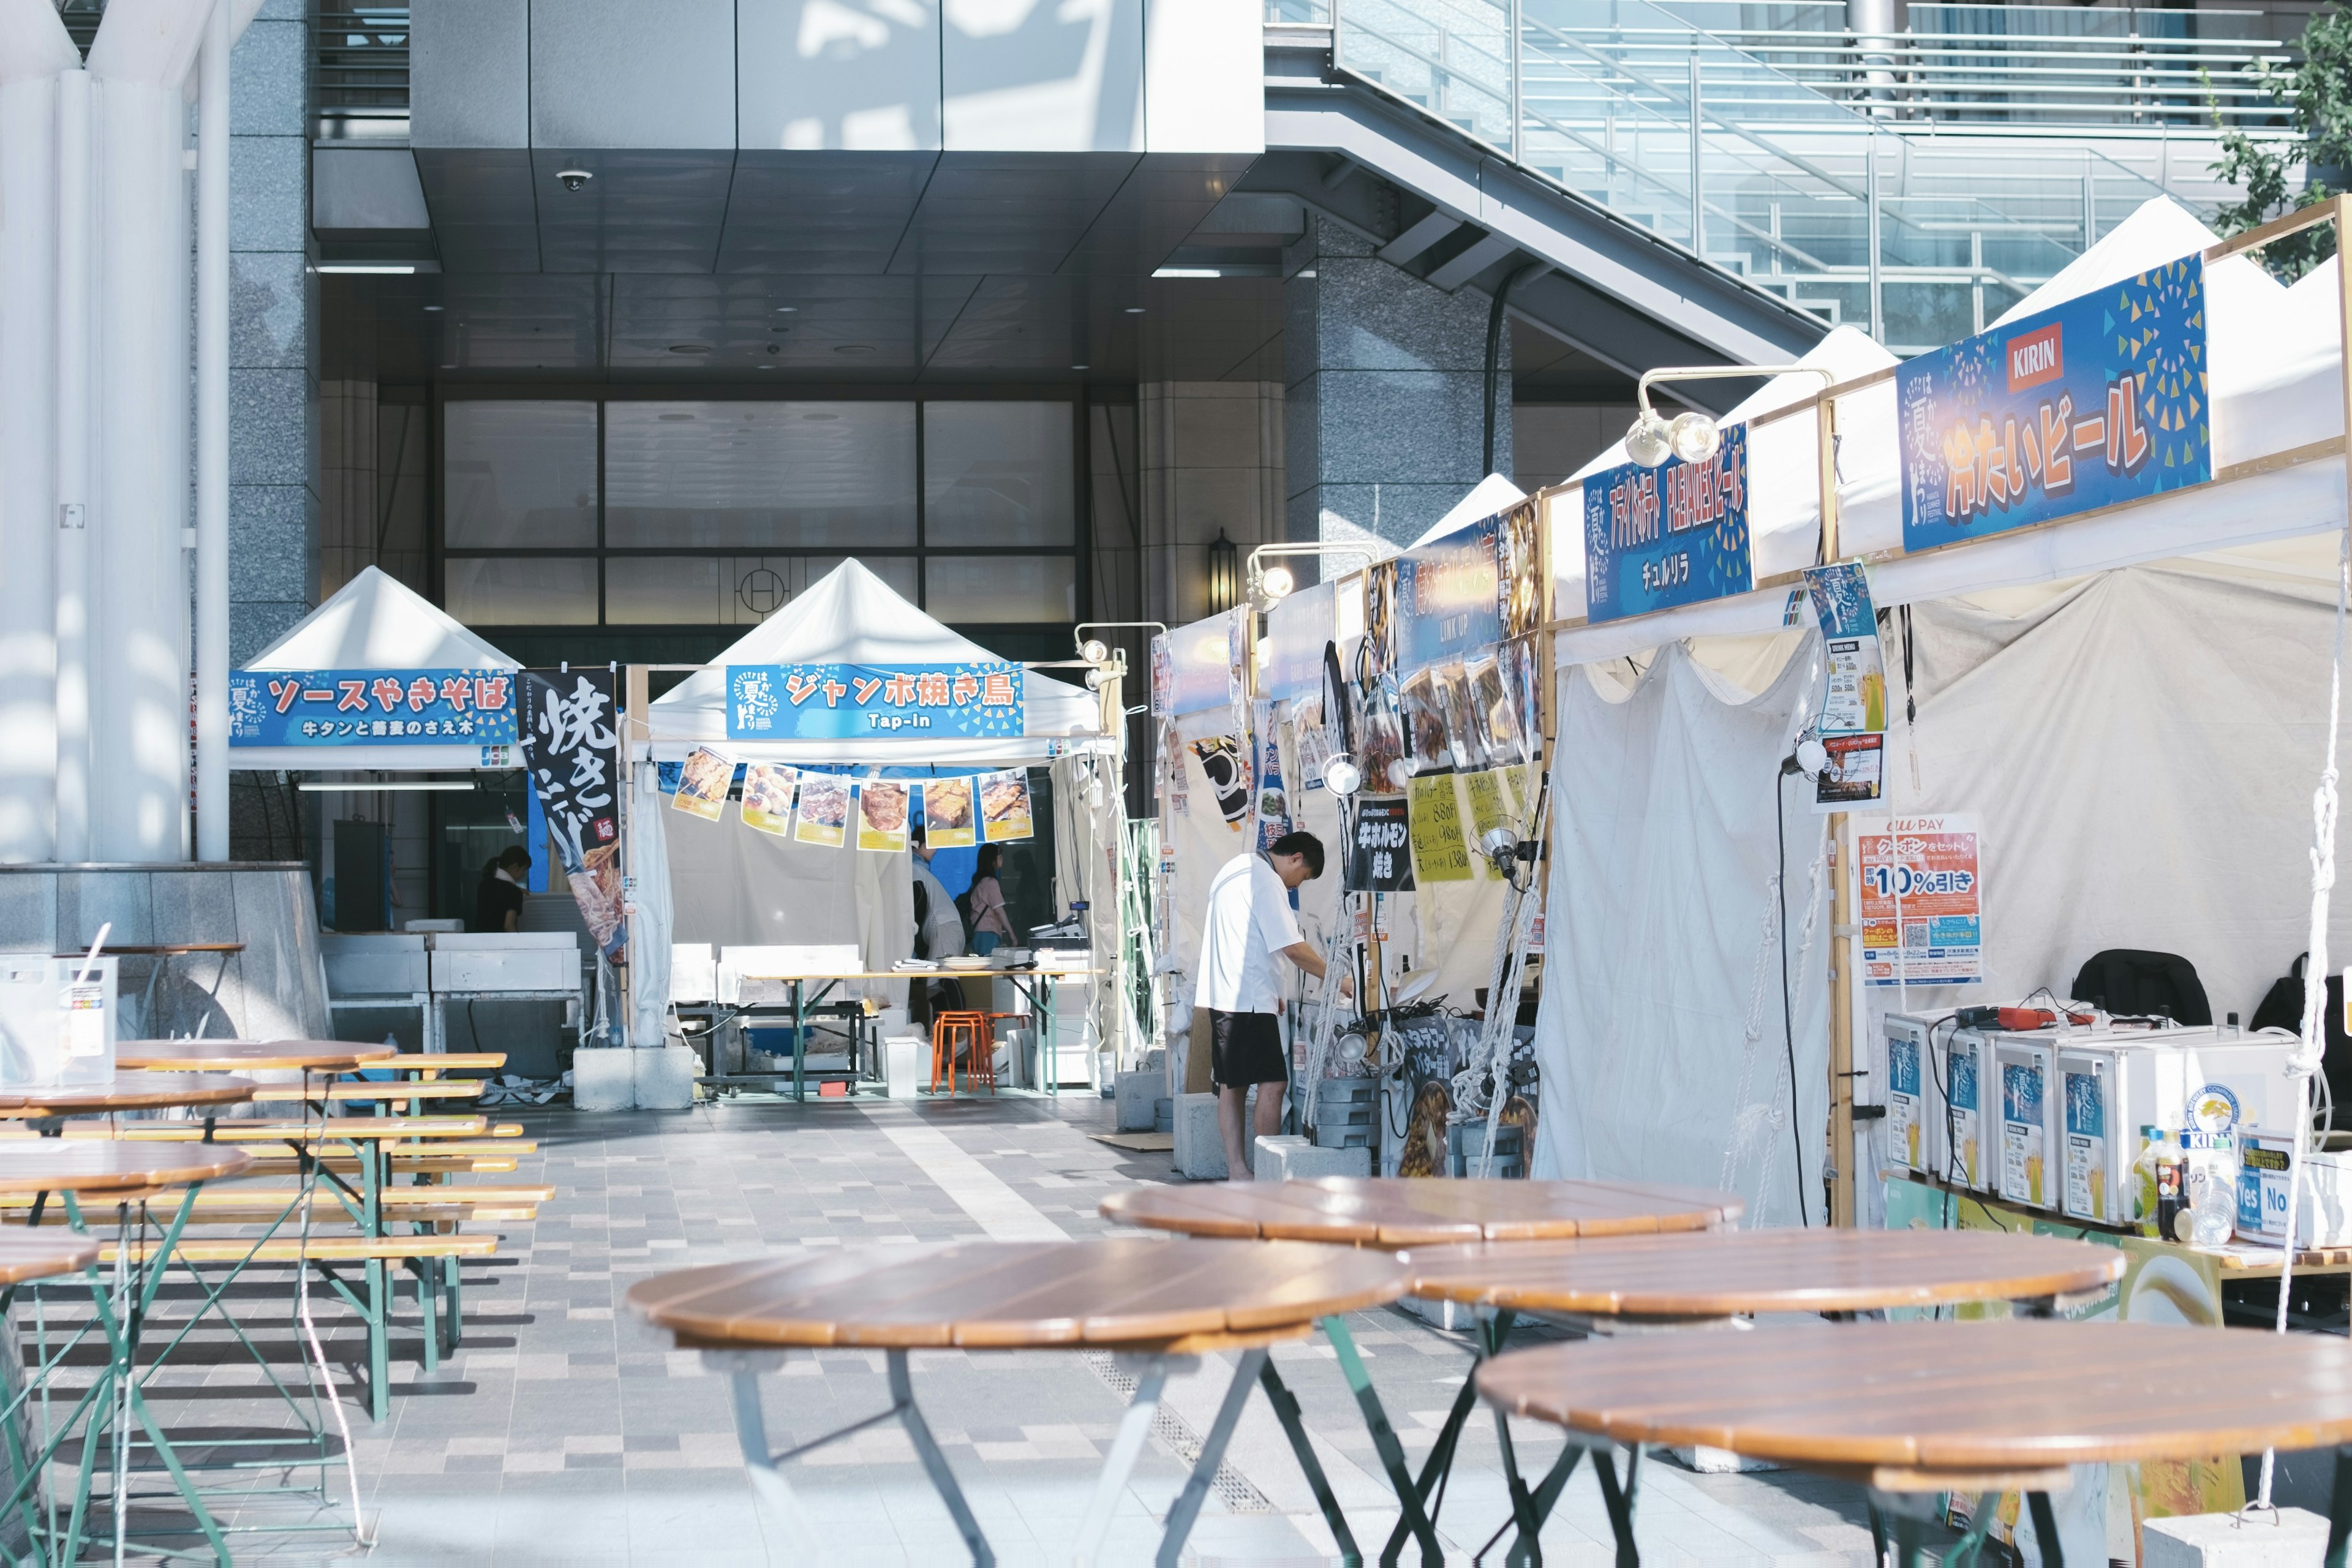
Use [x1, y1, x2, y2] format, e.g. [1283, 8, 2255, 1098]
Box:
[625, 559, 1117, 1055]
[231, 567, 522, 772]
[645, 560, 1106, 764]
[1529, 197, 2352, 1257]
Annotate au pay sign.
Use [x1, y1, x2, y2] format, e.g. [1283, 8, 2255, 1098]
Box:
[1856, 813, 1985, 986]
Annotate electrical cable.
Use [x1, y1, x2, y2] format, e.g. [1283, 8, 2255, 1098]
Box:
[1774, 766, 1810, 1226]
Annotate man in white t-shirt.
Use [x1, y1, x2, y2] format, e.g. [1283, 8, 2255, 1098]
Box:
[1194, 831, 1347, 1178]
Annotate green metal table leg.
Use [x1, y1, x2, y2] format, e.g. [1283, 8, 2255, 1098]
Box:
[793, 980, 806, 1103]
[1378, 1308, 1515, 1565]
[1323, 1314, 1442, 1566]
[418, 1262, 440, 1374]
[1256, 1358, 1363, 1566]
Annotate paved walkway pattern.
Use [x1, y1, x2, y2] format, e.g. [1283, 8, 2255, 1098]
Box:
[69, 1094, 1887, 1565]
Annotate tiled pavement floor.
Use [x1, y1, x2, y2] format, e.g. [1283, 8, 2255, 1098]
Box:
[29, 1093, 1894, 1564]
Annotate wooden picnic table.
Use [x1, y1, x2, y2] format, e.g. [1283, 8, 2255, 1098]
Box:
[1101, 1177, 1743, 1246]
[1101, 1177, 1744, 1564]
[0, 1140, 252, 1196]
[116, 1039, 396, 1073]
[630, 1237, 1406, 1568]
[1478, 1319, 2352, 1567]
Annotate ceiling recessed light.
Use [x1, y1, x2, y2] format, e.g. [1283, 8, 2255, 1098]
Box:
[423, 304, 444, 312]
[1071, 364, 1089, 371]
[317, 263, 416, 274]
[834, 344, 875, 356]
[669, 342, 711, 355]
[1152, 267, 1219, 279]
[1125, 306, 1145, 314]
[756, 364, 775, 370]
[773, 306, 797, 313]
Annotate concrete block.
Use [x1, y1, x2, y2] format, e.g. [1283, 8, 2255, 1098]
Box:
[2144, 1509, 2331, 1568]
[1115, 1069, 1161, 1131]
[572, 1048, 633, 1111]
[633, 1046, 699, 1110]
[1173, 1091, 1226, 1180]
[1395, 1294, 1474, 1331]
[1254, 1136, 1370, 1182]
[885, 1035, 925, 1100]
[1667, 1446, 1782, 1474]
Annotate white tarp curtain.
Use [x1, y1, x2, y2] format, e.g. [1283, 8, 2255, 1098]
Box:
[650, 784, 913, 1013]
[1848, 547, 2352, 1221]
[647, 558, 1103, 764]
[625, 761, 673, 1049]
[1547, 197, 2348, 661]
[1532, 638, 1832, 1232]
[233, 565, 524, 772]
[1052, 751, 1126, 1059]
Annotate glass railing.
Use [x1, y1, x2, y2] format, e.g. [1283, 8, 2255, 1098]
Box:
[1280, 0, 2214, 352]
[312, 1, 412, 141]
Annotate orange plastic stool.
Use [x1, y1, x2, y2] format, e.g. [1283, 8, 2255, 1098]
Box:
[930, 1011, 986, 1095]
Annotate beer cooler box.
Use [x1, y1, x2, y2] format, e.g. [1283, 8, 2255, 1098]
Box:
[2055, 1032, 2299, 1226]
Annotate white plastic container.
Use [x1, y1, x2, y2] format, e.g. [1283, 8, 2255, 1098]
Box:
[0, 956, 118, 1088]
[1883, 1013, 1933, 1178]
[884, 1034, 925, 1100]
[1995, 1034, 2060, 1210]
[2056, 1030, 2299, 1226]
[1927, 1027, 1991, 1191]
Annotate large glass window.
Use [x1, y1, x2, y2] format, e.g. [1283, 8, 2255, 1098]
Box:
[443, 402, 598, 548]
[445, 557, 599, 625]
[440, 398, 1077, 627]
[923, 403, 1076, 547]
[925, 556, 1076, 624]
[604, 402, 918, 549]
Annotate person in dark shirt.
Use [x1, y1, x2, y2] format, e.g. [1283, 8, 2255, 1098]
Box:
[473, 846, 530, 933]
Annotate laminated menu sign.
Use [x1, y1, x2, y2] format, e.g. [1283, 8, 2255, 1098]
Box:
[979, 770, 1034, 843]
[1346, 796, 1415, 893]
[856, 780, 911, 852]
[738, 764, 796, 837]
[1814, 732, 1885, 812]
[671, 748, 734, 823]
[1405, 774, 1472, 883]
[1887, 1032, 1923, 1174]
[1805, 562, 1887, 811]
[1856, 813, 1985, 986]
[793, 773, 849, 846]
[1581, 424, 1751, 624]
[1898, 253, 2209, 552]
[922, 777, 976, 848]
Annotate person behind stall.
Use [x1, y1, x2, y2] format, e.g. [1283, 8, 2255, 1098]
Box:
[1196, 832, 1347, 1178]
[472, 845, 530, 934]
[968, 843, 1017, 956]
[910, 826, 967, 1023]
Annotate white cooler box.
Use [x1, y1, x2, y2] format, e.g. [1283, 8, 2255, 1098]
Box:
[429, 932, 580, 992]
[2054, 1029, 2297, 1227]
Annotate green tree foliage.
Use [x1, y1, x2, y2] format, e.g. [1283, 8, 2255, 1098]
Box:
[2212, 9, 2352, 278]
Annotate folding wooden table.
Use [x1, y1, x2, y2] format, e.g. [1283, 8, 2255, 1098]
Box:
[1405, 1226, 2124, 1566]
[1479, 1317, 2352, 1568]
[1099, 1176, 1741, 1564]
[628, 1235, 1406, 1567]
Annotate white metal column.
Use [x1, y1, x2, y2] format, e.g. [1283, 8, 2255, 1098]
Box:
[53, 65, 91, 864]
[196, 0, 230, 862]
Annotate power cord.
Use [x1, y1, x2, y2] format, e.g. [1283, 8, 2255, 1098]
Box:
[1773, 760, 1811, 1226]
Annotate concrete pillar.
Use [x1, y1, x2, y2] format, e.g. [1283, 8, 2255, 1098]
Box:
[227, 0, 317, 666]
[1283, 216, 1510, 552]
[1136, 380, 1284, 625]
[0, 11, 76, 862]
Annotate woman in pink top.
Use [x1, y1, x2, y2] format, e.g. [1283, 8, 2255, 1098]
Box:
[968, 843, 1017, 955]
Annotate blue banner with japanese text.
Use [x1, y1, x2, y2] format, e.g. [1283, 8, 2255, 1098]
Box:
[1581, 424, 1752, 624]
[1898, 254, 2210, 551]
[1394, 515, 1502, 674]
[229, 669, 518, 746]
[726, 663, 1025, 740]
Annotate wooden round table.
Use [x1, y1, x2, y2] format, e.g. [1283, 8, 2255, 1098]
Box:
[1398, 1227, 2125, 1565]
[1101, 1177, 1743, 1564]
[1479, 1319, 2352, 1567]
[631, 1237, 1406, 1567]
[1101, 1177, 1743, 1245]
[116, 1040, 396, 1073]
[0, 1073, 257, 1118]
[0, 1140, 252, 1196]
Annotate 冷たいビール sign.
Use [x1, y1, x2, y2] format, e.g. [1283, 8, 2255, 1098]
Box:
[229, 669, 518, 746]
[1898, 254, 2210, 551]
[1581, 424, 1752, 624]
[726, 663, 1025, 740]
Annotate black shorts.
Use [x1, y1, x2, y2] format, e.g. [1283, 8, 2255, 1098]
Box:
[1208, 1009, 1286, 1089]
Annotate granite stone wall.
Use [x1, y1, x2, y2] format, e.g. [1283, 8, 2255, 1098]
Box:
[1284, 216, 1510, 551]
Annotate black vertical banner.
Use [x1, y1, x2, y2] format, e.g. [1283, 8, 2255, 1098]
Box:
[1346, 795, 1415, 894]
[519, 669, 625, 960]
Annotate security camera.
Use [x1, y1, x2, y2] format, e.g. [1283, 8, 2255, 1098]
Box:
[556, 169, 592, 193]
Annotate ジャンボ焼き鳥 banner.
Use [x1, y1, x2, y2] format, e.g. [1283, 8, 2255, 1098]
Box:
[1898, 254, 2210, 551]
[726, 663, 1023, 740]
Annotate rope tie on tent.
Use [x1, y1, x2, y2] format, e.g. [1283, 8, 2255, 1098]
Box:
[2256, 518, 2352, 1515]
